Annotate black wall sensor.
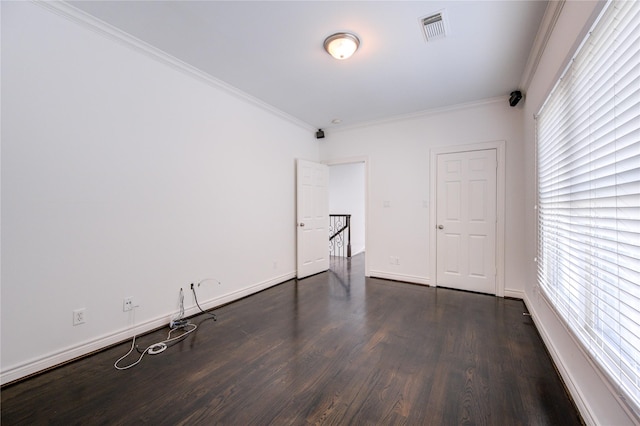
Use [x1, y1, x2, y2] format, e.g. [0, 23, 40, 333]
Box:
[509, 90, 523, 107]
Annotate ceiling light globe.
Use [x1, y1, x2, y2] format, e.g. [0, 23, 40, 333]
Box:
[324, 33, 360, 60]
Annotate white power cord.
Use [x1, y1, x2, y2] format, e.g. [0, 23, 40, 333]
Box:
[114, 288, 197, 370]
[114, 322, 197, 370]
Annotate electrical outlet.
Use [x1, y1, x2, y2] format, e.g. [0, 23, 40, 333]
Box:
[123, 297, 134, 312]
[73, 308, 86, 326]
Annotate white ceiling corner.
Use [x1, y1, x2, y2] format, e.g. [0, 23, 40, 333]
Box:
[65, 0, 549, 130]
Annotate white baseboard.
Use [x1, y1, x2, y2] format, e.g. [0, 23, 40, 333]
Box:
[522, 292, 639, 426]
[503, 288, 524, 299]
[522, 293, 595, 425]
[368, 271, 524, 300]
[0, 271, 295, 386]
[369, 270, 430, 286]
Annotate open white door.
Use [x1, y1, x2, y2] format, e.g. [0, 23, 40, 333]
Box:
[296, 159, 329, 279]
[436, 149, 497, 294]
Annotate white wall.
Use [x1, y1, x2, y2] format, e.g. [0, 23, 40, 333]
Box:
[522, 1, 637, 424]
[1, 2, 318, 383]
[329, 163, 365, 256]
[319, 99, 525, 291]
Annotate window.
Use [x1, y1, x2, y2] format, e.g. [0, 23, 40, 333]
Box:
[536, 0, 640, 415]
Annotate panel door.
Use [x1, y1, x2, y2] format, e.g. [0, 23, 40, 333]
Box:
[296, 159, 329, 279]
[436, 149, 497, 294]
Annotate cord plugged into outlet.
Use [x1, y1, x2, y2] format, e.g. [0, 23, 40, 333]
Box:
[114, 279, 222, 370]
[191, 279, 219, 321]
[170, 319, 188, 329]
[123, 297, 134, 312]
[115, 287, 197, 370]
[169, 288, 186, 329]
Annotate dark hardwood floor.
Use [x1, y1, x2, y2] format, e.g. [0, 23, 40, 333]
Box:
[2, 253, 581, 425]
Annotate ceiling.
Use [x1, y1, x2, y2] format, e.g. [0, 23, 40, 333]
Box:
[68, 1, 549, 130]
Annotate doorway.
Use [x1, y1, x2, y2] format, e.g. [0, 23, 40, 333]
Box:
[328, 159, 368, 275]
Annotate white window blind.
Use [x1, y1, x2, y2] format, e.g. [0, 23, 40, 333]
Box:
[536, 0, 640, 415]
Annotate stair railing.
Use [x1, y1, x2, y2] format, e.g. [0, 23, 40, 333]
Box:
[329, 214, 351, 258]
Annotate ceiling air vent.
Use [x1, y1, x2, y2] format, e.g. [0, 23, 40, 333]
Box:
[420, 11, 447, 42]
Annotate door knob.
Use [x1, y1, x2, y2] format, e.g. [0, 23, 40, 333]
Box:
[299, 223, 305, 227]
[438, 225, 444, 229]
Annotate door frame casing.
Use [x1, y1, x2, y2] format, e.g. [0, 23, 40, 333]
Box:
[325, 157, 370, 278]
[429, 140, 506, 297]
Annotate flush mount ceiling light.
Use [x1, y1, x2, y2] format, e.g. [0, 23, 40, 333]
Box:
[324, 32, 360, 60]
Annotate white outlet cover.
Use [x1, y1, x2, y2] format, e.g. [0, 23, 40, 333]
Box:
[73, 308, 86, 326]
[123, 297, 134, 312]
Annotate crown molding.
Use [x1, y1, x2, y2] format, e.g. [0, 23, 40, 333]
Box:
[519, 1, 565, 92]
[33, 1, 315, 133]
[329, 96, 509, 134]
